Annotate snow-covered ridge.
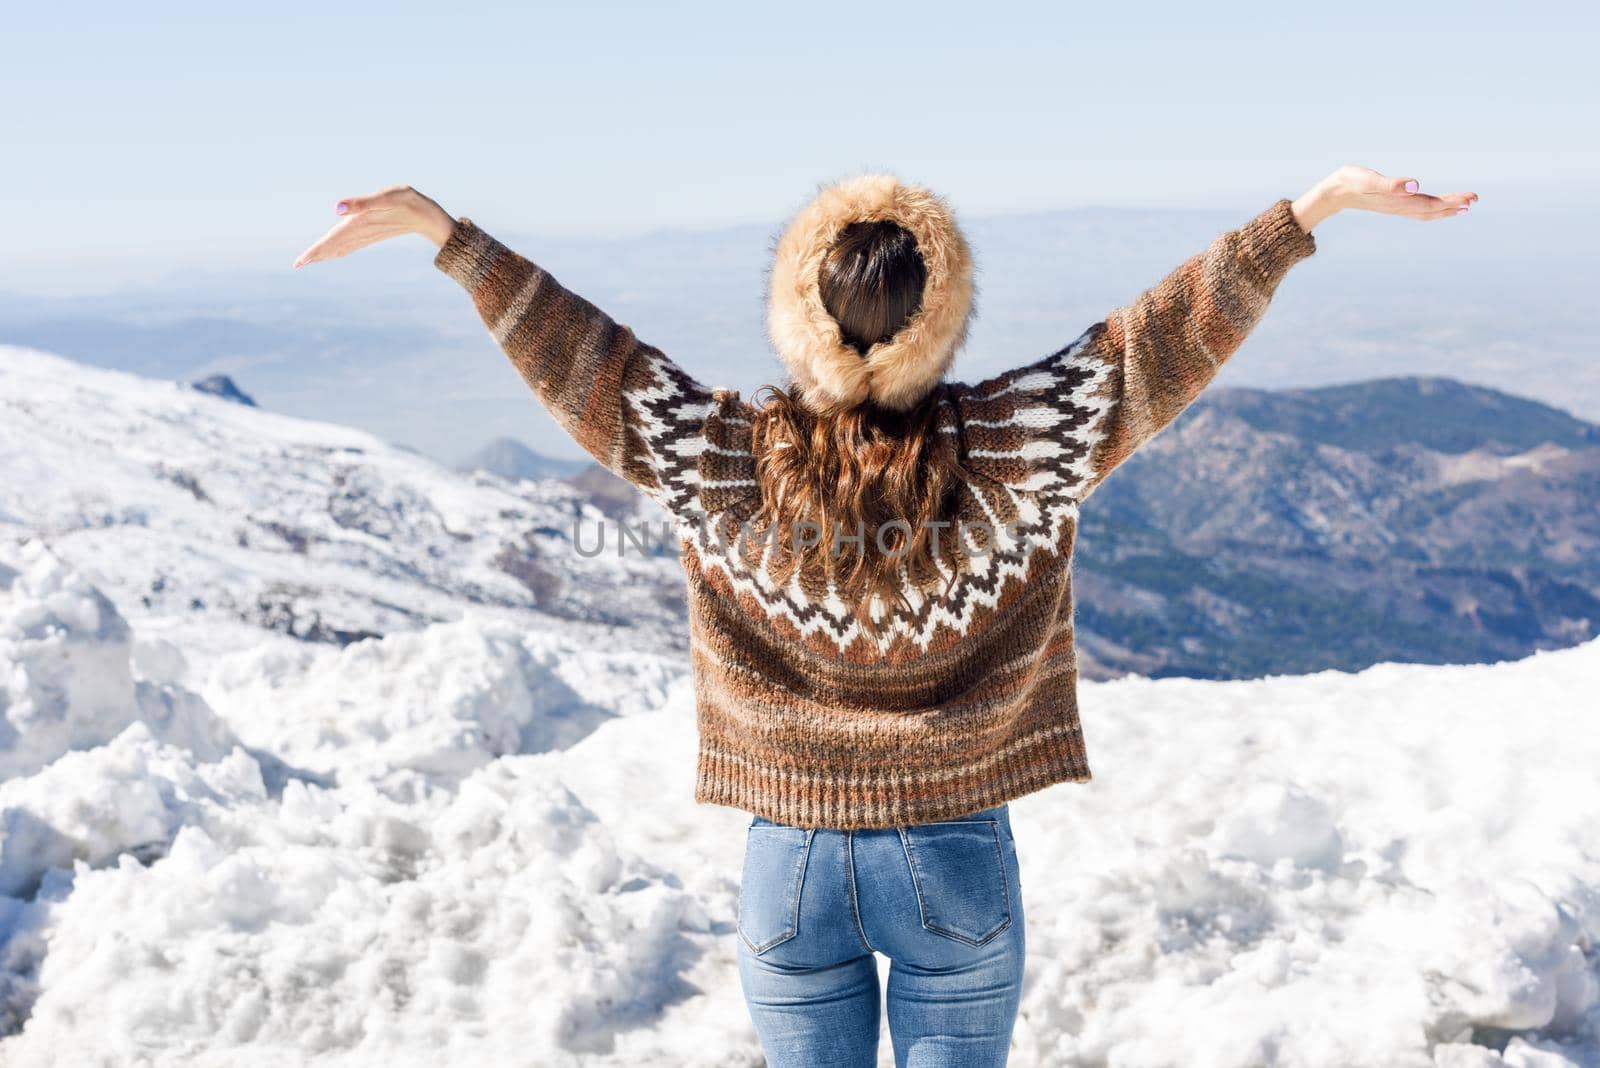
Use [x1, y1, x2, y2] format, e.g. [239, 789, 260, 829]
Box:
[0, 344, 686, 652]
[2, 347, 1599, 1066]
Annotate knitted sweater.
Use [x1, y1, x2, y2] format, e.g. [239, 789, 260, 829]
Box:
[433, 197, 1317, 830]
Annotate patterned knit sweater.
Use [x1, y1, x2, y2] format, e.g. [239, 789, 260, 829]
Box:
[433, 197, 1317, 830]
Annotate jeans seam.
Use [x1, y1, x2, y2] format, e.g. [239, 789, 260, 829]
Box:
[844, 831, 878, 955]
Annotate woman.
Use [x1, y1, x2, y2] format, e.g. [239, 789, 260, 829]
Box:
[294, 166, 1475, 1067]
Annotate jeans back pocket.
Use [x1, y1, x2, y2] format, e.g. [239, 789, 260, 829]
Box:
[738, 826, 814, 955]
[898, 819, 1013, 946]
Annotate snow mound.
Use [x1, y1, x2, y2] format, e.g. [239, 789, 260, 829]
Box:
[1, 538, 238, 778]
[2, 766, 705, 1067]
[1004, 644, 1600, 1068]
[198, 615, 680, 788]
[0, 720, 265, 897]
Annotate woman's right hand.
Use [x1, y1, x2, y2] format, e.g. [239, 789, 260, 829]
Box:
[292, 184, 457, 269]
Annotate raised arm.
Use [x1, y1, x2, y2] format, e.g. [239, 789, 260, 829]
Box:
[428, 215, 727, 516]
[293, 185, 738, 520]
[949, 166, 1477, 503]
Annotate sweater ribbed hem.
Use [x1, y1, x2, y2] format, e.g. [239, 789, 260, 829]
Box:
[693, 720, 1092, 830]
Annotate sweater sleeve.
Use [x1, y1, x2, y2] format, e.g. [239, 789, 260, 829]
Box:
[433, 216, 731, 519]
[949, 197, 1316, 503]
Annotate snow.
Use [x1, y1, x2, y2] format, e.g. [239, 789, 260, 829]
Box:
[0, 345, 687, 654]
[2, 345, 1599, 1066]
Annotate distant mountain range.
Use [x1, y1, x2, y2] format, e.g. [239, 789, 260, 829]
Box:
[456, 437, 592, 482]
[1073, 376, 1600, 679]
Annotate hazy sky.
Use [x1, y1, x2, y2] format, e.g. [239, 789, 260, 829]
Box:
[4, 1, 1595, 290]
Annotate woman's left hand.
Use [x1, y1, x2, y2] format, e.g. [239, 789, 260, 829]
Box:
[1292, 165, 1478, 231]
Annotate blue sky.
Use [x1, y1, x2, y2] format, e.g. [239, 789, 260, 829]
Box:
[4, 1, 1594, 290]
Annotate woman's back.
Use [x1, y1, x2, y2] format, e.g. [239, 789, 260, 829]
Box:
[428, 173, 1317, 829]
[650, 332, 1107, 831]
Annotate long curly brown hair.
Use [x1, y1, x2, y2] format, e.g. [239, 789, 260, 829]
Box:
[750, 220, 971, 637]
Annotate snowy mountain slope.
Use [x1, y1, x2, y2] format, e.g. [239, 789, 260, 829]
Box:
[0, 344, 687, 654]
[2, 348, 1599, 1066]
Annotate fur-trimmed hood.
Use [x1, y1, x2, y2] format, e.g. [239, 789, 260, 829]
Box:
[765, 172, 976, 413]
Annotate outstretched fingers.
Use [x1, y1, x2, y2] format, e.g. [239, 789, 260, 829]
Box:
[1375, 186, 1480, 221]
[1413, 190, 1480, 221]
[292, 185, 420, 269]
[292, 216, 360, 268]
[1393, 180, 1478, 221]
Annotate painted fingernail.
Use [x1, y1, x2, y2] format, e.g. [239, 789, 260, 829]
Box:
[1404, 180, 1419, 193]
[335, 202, 349, 215]
[1456, 205, 1469, 214]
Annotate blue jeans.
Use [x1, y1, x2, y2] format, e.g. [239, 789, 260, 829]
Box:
[736, 803, 1025, 1067]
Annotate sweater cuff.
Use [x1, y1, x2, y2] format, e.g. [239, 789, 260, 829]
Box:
[433, 216, 501, 288]
[1238, 197, 1317, 283]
